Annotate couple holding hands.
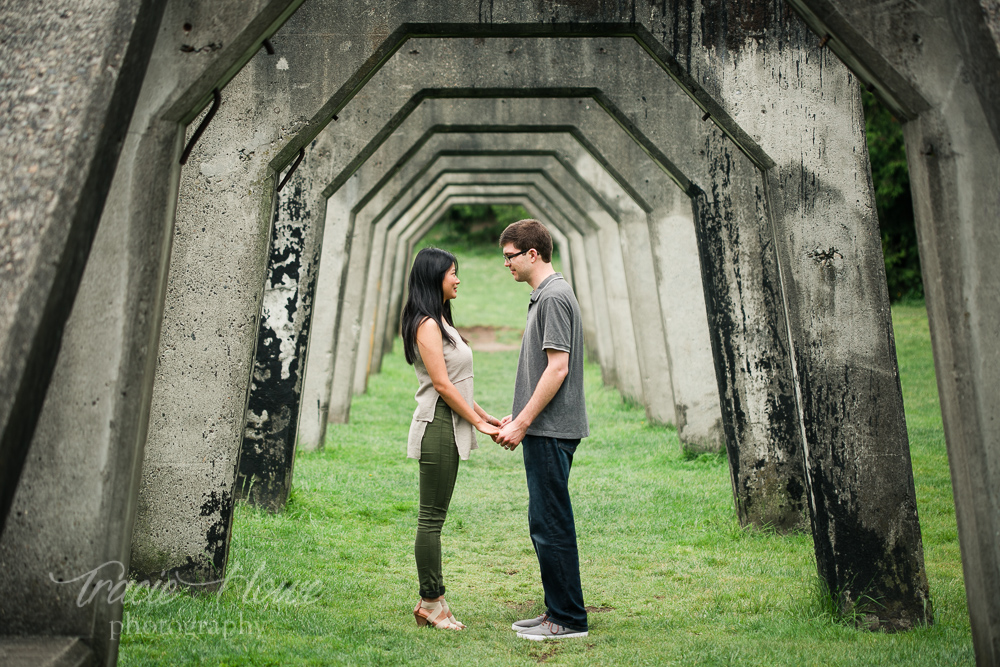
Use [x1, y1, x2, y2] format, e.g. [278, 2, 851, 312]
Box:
[403, 219, 590, 640]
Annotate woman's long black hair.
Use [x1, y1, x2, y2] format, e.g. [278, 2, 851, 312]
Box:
[401, 247, 459, 365]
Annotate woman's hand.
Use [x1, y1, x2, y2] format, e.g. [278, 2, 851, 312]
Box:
[476, 419, 501, 437]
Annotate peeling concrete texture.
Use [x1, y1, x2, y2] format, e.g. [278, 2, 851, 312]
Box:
[238, 172, 320, 511]
[788, 0, 1000, 656]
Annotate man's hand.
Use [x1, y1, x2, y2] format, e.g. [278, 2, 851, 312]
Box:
[494, 415, 517, 449]
[497, 417, 527, 451]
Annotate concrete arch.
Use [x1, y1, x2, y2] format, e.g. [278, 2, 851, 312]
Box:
[4, 0, 998, 655]
[230, 34, 912, 624]
[341, 169, 646, 418]
[289, 90, 786, 522]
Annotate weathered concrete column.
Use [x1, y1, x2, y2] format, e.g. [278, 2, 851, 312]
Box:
[730, 28, 932, 626]
[130, 55, 288, 586]
[0, 0, 166, 537]
[237, 165, 324, 511]
[1, 1, 303, 663]
[789, 0, 1000, 650]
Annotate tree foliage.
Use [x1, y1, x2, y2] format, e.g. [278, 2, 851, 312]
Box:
[428, 204, 532, 250]
[863, 91, 923, 302]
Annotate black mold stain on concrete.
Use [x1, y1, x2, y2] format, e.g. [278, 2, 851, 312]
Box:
[694, 132, 807, 534]
[238, 181, 313, 513]
[129, 488, 234, 590]
[797, 358, 933, 627]
[204, 489, 234, 573]
[701, 0, 776, 53]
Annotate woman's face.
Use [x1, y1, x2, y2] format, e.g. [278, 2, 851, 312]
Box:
[441, 263, 460, 302]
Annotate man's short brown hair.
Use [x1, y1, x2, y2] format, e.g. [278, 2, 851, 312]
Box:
[498, 219, 553, 263]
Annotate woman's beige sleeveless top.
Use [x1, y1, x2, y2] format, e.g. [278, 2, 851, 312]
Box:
[407, 319, 478, 460]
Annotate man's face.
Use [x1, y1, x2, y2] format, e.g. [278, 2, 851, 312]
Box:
[502, 243, 531, 283]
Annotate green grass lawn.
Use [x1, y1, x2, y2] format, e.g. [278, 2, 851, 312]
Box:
[119, 247, 972, 665]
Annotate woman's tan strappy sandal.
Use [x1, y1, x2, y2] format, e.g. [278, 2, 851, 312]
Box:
[414, 598, 464, 629]
[440, 598, 465, 629]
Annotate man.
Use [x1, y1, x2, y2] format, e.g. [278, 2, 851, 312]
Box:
[495, 219, 589, 640]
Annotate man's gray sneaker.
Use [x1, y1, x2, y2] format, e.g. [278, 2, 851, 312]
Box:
[510, 613, 548, 631]
[516, 619, 589, 640]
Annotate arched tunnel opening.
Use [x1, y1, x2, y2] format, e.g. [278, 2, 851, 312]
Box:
[2, 2, 997, 664]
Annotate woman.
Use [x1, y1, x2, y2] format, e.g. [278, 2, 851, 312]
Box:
[402, 247, 501, 630]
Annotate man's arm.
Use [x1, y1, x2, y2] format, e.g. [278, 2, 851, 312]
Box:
[497, 348, 569, 450]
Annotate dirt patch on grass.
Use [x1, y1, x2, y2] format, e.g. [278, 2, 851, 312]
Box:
[458, 325, 522, 352]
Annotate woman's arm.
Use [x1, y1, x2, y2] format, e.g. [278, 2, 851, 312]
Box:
[416, 319, 499, 436]
[474, 402, 501, 427]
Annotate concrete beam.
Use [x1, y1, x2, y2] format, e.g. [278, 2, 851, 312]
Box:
[788, 0, 1000, 651]
[279, 85, 721, 449]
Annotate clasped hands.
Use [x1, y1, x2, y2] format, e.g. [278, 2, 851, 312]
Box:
[478, 413, 525, 451]
[492, 415, 526, 451]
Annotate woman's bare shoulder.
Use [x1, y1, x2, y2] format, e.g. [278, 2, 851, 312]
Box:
[416, 316, 439, 332]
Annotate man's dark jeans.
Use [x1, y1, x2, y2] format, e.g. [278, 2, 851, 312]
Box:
[522, 434, 588, 631]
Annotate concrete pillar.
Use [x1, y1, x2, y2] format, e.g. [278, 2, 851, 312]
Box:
[788, 0, 1000, 650]
[128, 36, 303, 585]
[237, 164, 323, 512]
[0, 1, 302, 663]
[0, 0, 166, 537]
[735, 28, 931, 629]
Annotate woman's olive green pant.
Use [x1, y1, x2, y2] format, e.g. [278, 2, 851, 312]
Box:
[415, 397, 460, 599]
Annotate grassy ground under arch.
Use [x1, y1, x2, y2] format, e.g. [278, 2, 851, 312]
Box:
[119, 249, 972, 665]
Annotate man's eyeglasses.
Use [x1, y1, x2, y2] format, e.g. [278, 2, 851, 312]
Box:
[503, 249, 530, 262]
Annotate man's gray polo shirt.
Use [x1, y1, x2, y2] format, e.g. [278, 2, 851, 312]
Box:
[512, 273, 589, 439]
